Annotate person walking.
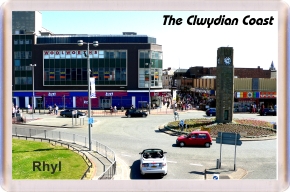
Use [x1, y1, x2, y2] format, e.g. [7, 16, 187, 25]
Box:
[110, 106, 113, 115]
[55, 105, 59, 115]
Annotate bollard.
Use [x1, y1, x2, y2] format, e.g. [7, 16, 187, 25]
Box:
[216, 159, 220, 169]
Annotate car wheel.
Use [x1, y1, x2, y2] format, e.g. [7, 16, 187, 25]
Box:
[128, 115, 131, 118]
[210, 114, 212, 116]
[63, 115, 66, 117]
[264, 113, 267, 116]
[205, 143, 210, 148]
[142, 114, 146, 117]
[179, 142, 185, 147]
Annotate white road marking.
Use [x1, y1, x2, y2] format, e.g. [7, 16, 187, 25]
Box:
[167, 160, 177, 163]
[121, 154, 131, 157]
[190, 163, 203, 166]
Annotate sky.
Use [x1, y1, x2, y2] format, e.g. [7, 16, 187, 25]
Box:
[41, 11, 278, 70]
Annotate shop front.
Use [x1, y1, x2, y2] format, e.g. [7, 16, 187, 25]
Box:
[234, 91, 276, 112]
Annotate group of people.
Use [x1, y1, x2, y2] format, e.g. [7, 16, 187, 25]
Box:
[48, 104, 59, 115]
[110, 106, 118, 114]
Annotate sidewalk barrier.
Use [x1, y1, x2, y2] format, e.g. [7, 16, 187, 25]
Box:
[12, 126, 116, 180]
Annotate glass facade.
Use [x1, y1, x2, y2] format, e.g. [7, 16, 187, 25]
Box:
[37, 35, 156, 44]
[43, 50, 127, 86]
[13, 35, 34, 90]
[138, 50, 163, 88]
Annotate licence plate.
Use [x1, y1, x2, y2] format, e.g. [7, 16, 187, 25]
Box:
[151, 166, 157, 168]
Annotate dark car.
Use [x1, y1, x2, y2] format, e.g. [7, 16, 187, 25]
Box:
[260, 108, 276, 116]
[60, 109, 86, 118]
[125, 109, 147, 118]
[206, 108, 216, 116]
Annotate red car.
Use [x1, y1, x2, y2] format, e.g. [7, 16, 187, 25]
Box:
[176, 131, 212, 148]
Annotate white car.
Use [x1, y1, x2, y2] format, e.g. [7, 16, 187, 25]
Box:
[139, 148, 168, 176]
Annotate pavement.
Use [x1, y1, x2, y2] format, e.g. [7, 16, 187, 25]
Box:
[12, 107, 275, 180]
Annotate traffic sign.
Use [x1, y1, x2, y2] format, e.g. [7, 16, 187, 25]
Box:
[216, 137, 242, 146]
[213, 174, 219, 180]
[216, 132, 242, 146]
[88, 117, 94, 124]
[218, 132, 241, 139]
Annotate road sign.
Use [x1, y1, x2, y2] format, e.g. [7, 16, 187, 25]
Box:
[88, 117, 94, 124]
[216, 137, 242, 146]
[213, 174, 219, 180]
[218, 132, 241, 140]
[216, 132, 242, 146]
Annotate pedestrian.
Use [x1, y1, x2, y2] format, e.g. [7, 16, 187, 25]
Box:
[53, 103, 57, 115]
[131, 105, 134, 109]
[110, 106, 113, 114]
[49, 105, 53, 114]
[114, 106, 117, 112]
[55, 105, 59, 115]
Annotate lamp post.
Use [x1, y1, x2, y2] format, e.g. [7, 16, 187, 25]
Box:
[146, 62, 153, 114]
[30, 64, 36, 119]
[77, 40, 98, 151]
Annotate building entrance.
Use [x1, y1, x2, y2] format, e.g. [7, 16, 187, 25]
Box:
[100, 97, 111, 109]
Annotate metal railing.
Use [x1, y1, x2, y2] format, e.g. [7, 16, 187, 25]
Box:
[12, 126, 116, 180]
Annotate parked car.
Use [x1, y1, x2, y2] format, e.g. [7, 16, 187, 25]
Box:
[125, 109, 147, 118]
[176, 131, 212, 147]
[260, 108, 276, 116]
[139, 148, 168, 176]
[60, 109, 86, 118]
[206, 108, 216, 116]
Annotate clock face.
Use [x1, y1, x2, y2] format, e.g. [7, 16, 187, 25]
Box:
[224, 57, 231, 65]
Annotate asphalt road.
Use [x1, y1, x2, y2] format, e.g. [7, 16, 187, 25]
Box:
[16, 110, 277, 179]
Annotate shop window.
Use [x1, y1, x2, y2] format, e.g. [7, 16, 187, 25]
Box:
[15, 77, 21, 85]
[25, 39, 32, 44]
[14, 52, 21, 59]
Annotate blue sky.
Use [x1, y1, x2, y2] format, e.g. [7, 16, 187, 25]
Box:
[41, 11, 278, 70]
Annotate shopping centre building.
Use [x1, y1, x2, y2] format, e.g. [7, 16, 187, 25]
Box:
[12, 11, 169, 109]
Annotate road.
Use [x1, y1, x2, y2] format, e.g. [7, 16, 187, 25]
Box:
[15, 110, 277, 179]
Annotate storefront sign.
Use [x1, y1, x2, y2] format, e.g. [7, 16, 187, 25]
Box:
[235, 92, 275, 98]
[43, 50, 99, 59]
[96, 92, 127, 97]
[150, 92, 169, 96]
[105, 92, 114, 96]
[260, 92, 276, 98]
[35, 92, 70, 97]
[194, 89, 212, 94]
[235, 92, 260, 98]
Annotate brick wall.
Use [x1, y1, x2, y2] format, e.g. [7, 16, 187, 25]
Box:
[209, 67, 271, 78]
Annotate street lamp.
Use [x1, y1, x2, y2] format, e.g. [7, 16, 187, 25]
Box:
[146, 62, 153, 114]
[77, 40, 98, 151]
[30, 64, 36, 119]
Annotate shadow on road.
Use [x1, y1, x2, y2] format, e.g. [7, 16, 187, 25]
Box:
[189, 170, 205, 176]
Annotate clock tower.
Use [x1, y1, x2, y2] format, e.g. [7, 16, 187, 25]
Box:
[216, 47, 234, 123]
